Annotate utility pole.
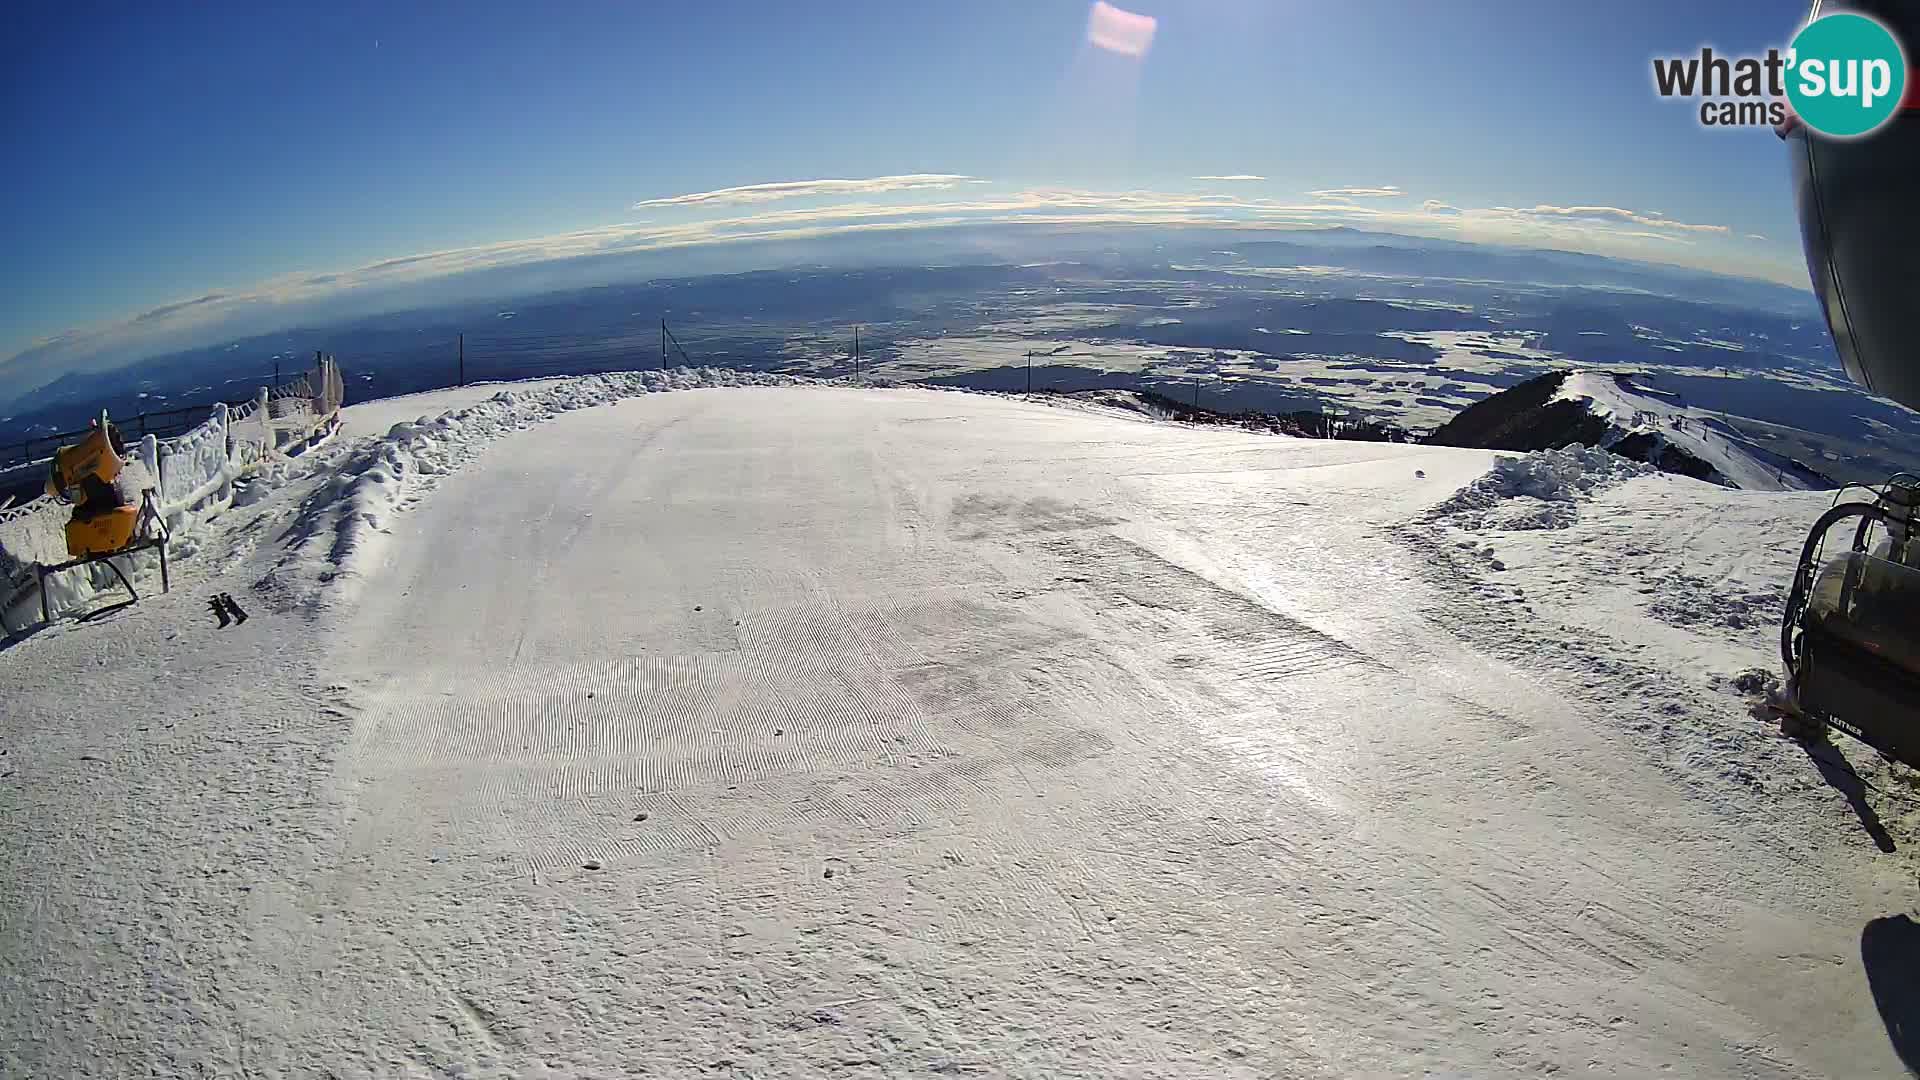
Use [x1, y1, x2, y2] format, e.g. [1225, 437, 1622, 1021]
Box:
[854, 325, 862, 381]
[457, 333, 465, 387]
[1193, 376, 1201, 412]
[662, 318, 668, 370]
[1027, 350, 1033, 394]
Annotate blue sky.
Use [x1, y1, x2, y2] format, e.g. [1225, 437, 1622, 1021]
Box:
[2, 0, 1819, 393]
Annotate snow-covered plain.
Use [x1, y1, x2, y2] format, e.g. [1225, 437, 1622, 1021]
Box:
[3, 375, 1917, 1077]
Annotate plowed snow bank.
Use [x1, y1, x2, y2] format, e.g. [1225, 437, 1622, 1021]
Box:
[1435, 444, 1655, 529]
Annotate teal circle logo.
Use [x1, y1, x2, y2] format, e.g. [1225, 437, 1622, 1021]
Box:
[1787, 12, 1908, 138]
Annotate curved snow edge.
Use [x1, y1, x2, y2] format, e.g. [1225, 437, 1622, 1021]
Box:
[262, 367, 821, 612]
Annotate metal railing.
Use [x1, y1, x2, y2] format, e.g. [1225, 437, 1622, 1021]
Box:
[0, 405, 235, 472]
[0, 360, 340, 473]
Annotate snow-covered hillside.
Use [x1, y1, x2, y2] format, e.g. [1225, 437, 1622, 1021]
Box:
[1431, 369, 1836, 492]
[1551, 370, 1829, 492]
[2, 375, 1915, 1078]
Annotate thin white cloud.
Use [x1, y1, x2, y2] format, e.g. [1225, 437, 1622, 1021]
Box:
[1309, 185, 1405, 201]
[1492, 204, 1730, 234]
[1747, 232, 1769, 241]
[631, 174, 983, 209]
[1420, 200, 1462, 215]
[1612, 230, 1696, 245]
[1193, 174, 1266, 182]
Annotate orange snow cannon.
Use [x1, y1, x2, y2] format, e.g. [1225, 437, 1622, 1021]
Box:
[46, 419, 141, 557]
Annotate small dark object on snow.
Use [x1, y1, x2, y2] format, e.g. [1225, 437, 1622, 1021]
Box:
[633, 811, 649, 822]
[693, 605, 703, 612]
[582, 859, 603, 870]
[774, 728, 784, 736]
[208, 596, 231, 628]
[220, 593, 249, 624]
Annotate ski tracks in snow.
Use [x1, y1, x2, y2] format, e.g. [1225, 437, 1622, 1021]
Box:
[303, 390, 1916, 1076]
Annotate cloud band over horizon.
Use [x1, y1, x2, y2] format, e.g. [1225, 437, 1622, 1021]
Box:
[0, 173, 1798, 400]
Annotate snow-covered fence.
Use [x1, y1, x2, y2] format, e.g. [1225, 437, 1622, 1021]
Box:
[154, 403, 239, 533]
[228, 389, 273, 472]
[0, 357, 347, 631]
[0, 403, 224, 474]
[143, 359, 342, 536]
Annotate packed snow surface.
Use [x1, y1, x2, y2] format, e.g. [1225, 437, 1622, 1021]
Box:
[3, 375, 1917, 1078]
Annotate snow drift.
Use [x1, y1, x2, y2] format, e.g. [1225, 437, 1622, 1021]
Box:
[1434, 444, 1654, 529]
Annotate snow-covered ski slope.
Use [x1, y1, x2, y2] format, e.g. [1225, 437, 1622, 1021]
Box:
[4, 377, 1917, 1078]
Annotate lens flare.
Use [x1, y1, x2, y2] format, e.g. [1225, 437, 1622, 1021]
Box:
[1087, 1, 1157, 58]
